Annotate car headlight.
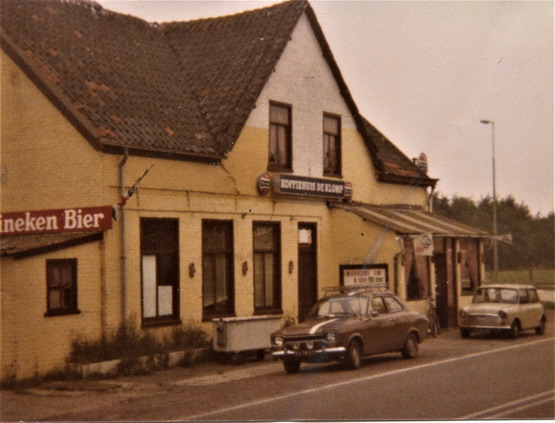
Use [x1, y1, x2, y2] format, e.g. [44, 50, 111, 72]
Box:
[324, 331, 337, 343]
[459, 309, 467, 318]
[305, 341, 314, 350]
[498, 310, 507, 319]
[273, 335, 284, 347]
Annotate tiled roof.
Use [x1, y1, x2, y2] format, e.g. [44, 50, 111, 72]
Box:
[0, 0, 220, 160]
[0, 231, 103, 259]
[162, 1, 306, 151]
[0, 0, 436, 186]
[361, 117, 437, 186]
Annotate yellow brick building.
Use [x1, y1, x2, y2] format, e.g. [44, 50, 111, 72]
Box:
[1, 0, 486, 381]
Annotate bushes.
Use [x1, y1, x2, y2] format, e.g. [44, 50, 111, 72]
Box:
[70, 319, 209, 365]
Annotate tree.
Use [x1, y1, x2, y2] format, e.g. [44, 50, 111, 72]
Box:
[432, 193, 554, 271]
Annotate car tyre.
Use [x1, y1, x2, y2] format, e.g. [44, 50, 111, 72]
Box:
[283, 359, 301, 374]
[509, 320, 520, 339]
[344, 339, 362, 370]
[535, 317, 546, 335]
[460, 328, 471, 338]
[401, 333, 418, 359]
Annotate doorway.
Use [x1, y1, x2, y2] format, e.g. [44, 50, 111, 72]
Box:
[298, 223, 317, 322]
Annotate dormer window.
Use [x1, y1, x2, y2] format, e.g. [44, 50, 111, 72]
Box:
[323, 113, 341, 177]
[269, 102, 292, 171]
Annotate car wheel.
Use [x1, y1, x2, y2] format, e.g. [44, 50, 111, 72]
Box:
[401, 333, 418, 359]
[344, 339, 362, 370]
[509, 320, 520, 339]
[283, 359, 301, 374]
[460, 328, 471, 338]
[535, 317, 546, 335]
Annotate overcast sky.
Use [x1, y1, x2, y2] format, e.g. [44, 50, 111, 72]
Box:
[98, 0, 554, 216]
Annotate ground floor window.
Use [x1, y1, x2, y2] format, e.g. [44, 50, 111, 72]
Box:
[45, 259, 78, 316]
[405, 239, 430, 300]
[141, 218, 180, 324]
[202, 220, 234, 319]
[253, 222, 281, 313]
[460, 238, 480, 294]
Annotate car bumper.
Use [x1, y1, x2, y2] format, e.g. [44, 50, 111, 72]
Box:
[272, 346, 346, 360]
[460, 314, 510, 330]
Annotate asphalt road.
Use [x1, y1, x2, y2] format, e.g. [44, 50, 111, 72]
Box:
[190, 338, 554, 421]
[2, 314, 554, 422]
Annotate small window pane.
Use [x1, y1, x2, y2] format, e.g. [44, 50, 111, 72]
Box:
[270, 104, 289, 125]
[254, 225, 275, 250]
[49, 289, 62, 310]
[324, 116, 339, 134]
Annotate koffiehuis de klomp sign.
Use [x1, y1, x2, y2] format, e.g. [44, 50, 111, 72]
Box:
[275, 174, 352, 200]
[0, 206, 113, 236]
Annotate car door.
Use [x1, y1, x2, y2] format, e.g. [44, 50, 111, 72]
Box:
[363, 295, 396, 354]
[382, 295, 408, 350]
[517, 288, 541, 329]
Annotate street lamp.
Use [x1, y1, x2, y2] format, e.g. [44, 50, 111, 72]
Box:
[480, 119, 498, 282]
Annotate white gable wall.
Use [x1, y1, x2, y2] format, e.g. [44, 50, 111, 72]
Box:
[246, 13, 357, 178]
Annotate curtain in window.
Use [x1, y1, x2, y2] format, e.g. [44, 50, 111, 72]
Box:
[405, 239, 430, 299]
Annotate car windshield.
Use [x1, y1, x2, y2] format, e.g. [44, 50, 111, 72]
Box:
[472, 288, 518, 304]
[308, 296, 366, 318]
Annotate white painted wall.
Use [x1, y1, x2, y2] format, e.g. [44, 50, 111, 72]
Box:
[246, 13, 357, 178]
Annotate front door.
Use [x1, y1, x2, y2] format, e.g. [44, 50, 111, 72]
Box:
[298, 223, 317, 322]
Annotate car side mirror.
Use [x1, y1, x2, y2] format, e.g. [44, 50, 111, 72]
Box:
[370, 311, 380, 318]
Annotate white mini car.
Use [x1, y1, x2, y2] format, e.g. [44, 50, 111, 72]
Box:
[459, 284, 546, 338]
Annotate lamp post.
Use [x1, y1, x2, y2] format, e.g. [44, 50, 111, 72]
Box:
[480, 119, 498, 282]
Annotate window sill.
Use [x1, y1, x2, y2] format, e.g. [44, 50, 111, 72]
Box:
[323, 172, 343, 179]
[142, 317, 182, 328]
[267, 165, 292, 173]
[203, 313, 236, 322]
[253, 309, 283, 316]
[44, 309, 81, 317]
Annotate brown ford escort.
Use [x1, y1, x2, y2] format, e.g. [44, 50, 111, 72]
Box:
[271, 286, 429, 373]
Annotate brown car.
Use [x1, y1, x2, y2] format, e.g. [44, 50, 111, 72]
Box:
[271, 287, 429, 373]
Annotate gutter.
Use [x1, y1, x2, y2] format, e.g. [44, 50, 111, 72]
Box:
[118, 148, 129, 323]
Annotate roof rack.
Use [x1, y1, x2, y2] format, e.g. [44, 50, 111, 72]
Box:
[323, 283, 389, 296]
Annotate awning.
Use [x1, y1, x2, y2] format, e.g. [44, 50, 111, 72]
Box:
[332, 203, 489, 237]
[0, 231, 103, 259]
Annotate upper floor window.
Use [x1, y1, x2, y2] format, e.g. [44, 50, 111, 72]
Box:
[141, 218, 180, 325]
[323, 114, 341, 176]
[46, 259, 79, 316]
[269, 102, 292, 171]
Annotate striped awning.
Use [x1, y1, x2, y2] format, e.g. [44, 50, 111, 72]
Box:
[333, 203, 489, 237]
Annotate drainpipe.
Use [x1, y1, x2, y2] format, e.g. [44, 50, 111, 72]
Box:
[118, 148, 129, 324]
[428, 186, 435, 213]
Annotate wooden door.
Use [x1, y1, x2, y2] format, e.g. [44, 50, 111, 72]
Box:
[298, 223, 317, 322]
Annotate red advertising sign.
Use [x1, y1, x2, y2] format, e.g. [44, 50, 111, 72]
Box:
[0, 206, 113, 236]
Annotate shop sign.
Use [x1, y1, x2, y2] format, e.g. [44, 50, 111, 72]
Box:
[275, 174, 348, 199]
[340, 264, 388, 287]
[412, 233, 434, 256]
[256, 172, 272, 195]
[0, 206, 113, 236]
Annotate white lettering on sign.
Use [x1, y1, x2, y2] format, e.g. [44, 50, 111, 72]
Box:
[343, 267, 387, 286]
[0, 206, 112, 236]
[63, 209, 105, 230]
